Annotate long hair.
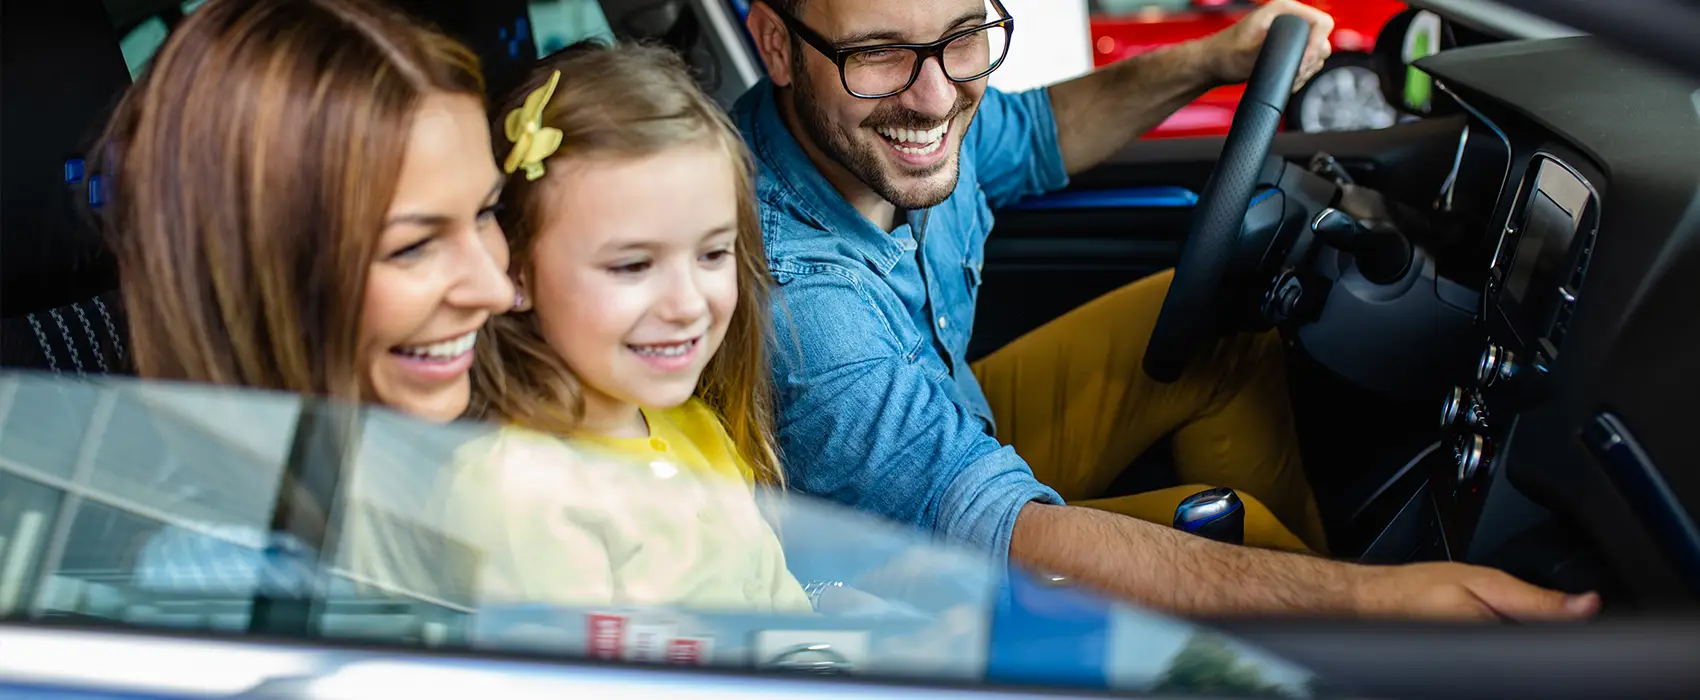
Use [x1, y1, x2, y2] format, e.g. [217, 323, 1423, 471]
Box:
[93, 0, 484, 400]
[472, 42, 783, 486]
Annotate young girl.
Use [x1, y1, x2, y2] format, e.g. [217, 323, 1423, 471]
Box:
[459, 42, 814, 612]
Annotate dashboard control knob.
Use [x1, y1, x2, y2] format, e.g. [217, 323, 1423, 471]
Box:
[1440, 386, 1487, 430]
[1441, 386, 1465, 427]
[1454, 433, 1493, 483]
[1476, 344, 1519, 388]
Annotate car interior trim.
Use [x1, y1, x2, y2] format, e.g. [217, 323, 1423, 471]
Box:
[1582, 412, 1700, 594]
[1002, 186, 1201, 211]
[1409, 0, 1585, 41]
[0, 624, 1106, 700]
[1435, 79, 1512, 229]
[690, 0, 760, 92]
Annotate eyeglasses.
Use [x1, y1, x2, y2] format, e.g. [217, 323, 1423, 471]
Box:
[774, 2, 1015, 100]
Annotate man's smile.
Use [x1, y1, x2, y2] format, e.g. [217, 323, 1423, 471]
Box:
[873, 119, 952, 167]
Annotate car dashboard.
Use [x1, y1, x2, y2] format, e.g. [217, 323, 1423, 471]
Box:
[1404, 36, 1700, 607]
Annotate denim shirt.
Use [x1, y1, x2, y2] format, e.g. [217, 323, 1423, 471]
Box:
[733, 81, 1071, 568]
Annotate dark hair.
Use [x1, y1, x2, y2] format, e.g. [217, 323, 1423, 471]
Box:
[472, 42, 783, 485]
[95, 0, 484, 399]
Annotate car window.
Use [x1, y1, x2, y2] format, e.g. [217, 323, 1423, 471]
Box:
[101, 0, 755, 110]
[0, 371, 1320, 694]
[529, 0, 616, 54]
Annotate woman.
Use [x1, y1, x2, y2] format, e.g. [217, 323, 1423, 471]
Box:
[97, 0, 512, 413]
[94, 0, 519, 610]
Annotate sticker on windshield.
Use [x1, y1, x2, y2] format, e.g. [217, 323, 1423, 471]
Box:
[666, 637, 713, 666]
[625, 619, 680, 663]
[586, 613, 627, 661]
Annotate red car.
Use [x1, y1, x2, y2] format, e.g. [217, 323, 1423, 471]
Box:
[1090, 0, 1408, 138]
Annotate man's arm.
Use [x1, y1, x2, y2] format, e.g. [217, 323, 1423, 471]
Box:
[1012, 502, 1600, 620]
[768, 265, 1061, 566]
[1046, 0, 1336, 176]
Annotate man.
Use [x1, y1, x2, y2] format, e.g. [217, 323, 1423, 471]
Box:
[733, 0, 1598, 619]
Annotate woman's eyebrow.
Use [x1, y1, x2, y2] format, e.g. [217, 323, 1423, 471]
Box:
[387, 175, 508, 228]
[384, 212, 450, 230]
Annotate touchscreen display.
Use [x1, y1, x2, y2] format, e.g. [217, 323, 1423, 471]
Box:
[1504, 189, 1578, 305]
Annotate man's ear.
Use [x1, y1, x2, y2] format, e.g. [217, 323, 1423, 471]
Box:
[746, 1, 796, 87]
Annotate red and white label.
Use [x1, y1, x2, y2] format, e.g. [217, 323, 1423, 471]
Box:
[586, 613, 627, 660]
[666, 637, 712, 666]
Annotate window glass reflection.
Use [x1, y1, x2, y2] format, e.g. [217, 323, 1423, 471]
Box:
[0, 471, 63, 616]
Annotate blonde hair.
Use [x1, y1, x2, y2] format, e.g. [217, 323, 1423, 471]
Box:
[95, 0, 484, 400]
[471, 42, 783, 486]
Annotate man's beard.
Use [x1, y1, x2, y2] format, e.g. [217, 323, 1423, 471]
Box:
[790, 58, 976, 212]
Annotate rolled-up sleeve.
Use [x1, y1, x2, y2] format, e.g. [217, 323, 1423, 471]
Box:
[964, 86, 1071, 210]
[770, 265, 1061, 569]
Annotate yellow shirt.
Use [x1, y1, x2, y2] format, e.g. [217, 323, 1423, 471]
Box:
[576, 399, 756, 486]
[425, 401, 812, 614]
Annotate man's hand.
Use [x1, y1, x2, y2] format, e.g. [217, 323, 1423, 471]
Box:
[1049, 0, 1336, 174]
[1012, 502, 1601, 621]
[1354, 562, 1602, 621]
[1198, 0, 1336, 91]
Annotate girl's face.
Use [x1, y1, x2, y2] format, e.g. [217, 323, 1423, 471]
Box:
[524, 143, 739, 435]
[361, 93, 514, 422]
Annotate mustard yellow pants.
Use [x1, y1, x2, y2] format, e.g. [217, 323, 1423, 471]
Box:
[970, 269, 1327, 554]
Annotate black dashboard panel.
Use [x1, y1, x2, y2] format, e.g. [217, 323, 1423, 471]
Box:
[1416, 38, 1700, 605]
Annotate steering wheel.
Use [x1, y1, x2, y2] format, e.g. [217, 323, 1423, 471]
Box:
[1143, 15, 1313, 383]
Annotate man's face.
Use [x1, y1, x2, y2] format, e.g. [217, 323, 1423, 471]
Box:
[784, 0, 995, 211]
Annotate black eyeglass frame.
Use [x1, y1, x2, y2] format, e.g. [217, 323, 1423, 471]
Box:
[773, 1, 1016, 99]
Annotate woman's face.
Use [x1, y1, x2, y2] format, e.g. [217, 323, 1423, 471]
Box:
[361, 93, 513, 422]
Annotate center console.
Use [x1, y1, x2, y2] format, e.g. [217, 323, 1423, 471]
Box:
[1436, 151, 1603, 548]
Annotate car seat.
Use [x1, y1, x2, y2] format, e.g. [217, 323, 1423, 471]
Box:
[0, 0, 133, 374]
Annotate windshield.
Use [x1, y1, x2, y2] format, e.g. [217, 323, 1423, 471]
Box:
[0, 370, 1318, 695]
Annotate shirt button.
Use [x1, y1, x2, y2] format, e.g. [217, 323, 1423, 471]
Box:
[937, 315, 949, 330]
[649, 438, 668, 452]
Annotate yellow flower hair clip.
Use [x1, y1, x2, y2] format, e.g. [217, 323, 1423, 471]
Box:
[503, 70, 564, 181]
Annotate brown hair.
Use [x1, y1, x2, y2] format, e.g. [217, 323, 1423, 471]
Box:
[472, 42, 783, 485]
[94, 0, 484, 400]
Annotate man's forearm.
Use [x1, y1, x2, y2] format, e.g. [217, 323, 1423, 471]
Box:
[1046, 40, 1220, 176]
[1011, 502, 1362, 616]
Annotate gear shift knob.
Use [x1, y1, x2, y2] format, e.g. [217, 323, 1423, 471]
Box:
[1173, 487, 1245, 546]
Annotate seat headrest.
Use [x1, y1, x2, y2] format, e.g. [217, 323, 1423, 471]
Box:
[1, 0, 131, 319]
[392, 0, 537, 111]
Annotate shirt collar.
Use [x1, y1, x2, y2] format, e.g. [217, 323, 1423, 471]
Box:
[741, 80, 911, 276]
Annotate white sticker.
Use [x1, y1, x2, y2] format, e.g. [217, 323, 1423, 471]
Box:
[624, 620, 678, 663]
